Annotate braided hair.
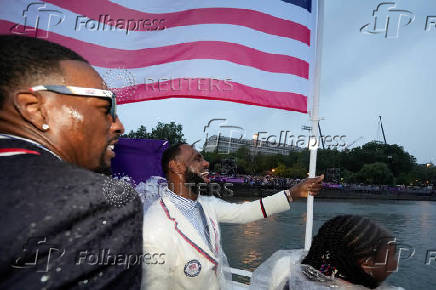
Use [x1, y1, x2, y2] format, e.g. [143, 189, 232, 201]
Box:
[301, 215, 394, 289]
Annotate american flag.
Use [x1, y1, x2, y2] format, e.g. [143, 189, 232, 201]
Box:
[0, 0, 318, 113]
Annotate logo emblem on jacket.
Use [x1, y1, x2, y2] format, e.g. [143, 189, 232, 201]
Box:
[184, 259, 201, 277]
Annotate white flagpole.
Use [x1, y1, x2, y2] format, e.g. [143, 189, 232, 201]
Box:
[304, 0, 325, 251]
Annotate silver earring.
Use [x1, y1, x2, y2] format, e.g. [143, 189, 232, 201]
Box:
[42, 124, 50, 130]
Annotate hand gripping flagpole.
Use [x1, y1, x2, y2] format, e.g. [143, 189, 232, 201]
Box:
[305, 0, 325, 251]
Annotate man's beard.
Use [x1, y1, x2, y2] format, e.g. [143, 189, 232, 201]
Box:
[185, 168, 210, 196]
[95, 138, 118, 175]
[95, 164, 112, 175]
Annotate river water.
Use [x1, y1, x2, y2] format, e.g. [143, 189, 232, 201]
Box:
[221, 199, 436, 289]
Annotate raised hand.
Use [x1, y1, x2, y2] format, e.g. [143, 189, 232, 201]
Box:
[286, 174, 324, 201]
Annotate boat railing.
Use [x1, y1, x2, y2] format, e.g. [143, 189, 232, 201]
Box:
[224, 267, 253, 278]
[225, 267, 252, 289]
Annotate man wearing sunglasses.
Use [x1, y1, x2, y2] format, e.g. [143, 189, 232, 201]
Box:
[0, 35, 142, 289]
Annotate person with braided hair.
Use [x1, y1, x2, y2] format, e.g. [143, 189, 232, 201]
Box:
[250, 215, 404, 290]
[299, 215, 401, 289]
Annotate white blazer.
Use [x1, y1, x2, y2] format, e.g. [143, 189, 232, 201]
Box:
[141, 191, 291, 290]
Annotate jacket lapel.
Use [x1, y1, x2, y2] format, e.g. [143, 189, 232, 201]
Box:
[160, 196, 218, 266]
[198, 197, 221, 257]
[205, 214, 220, 257]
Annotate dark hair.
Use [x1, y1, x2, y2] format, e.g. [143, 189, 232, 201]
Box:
[161, 143, 187, 177]
[0, 35, 88, 108]
[301, 215, 393, 289]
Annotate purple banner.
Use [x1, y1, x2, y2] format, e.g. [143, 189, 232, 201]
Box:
[111, 138, 169, 185]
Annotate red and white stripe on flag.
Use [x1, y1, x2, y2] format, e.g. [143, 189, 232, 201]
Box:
[0, 0, 318, 113]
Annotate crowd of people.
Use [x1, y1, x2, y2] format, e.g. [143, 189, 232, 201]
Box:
[243, 175, 298, 188]
[322, 183, 435, 195]
[210, 174, 300, 189]
[211, 174, 435, 195]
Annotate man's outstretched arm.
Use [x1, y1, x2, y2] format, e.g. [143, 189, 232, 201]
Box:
[210, 175, 324, 224]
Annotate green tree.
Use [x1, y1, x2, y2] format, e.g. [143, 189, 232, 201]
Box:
[273, 162, 307, 178]
[287, 166, 307, 179]
[233, 146, 251, 173]
[235, 146, 250, 160]
[341, 142, 415, 177]
[407, 164, 436, 186]
[354, 162, 394, 185]
[121, 122, 186, 145]
[396, 172, 414, 186]
[274, 163, 288, 177]
[203, 150, 223, 173]
[342, 169, 354, 183]
[123, 125, 148, 139]
[317, 148, 343, 173]
[148, 122, 186, 145]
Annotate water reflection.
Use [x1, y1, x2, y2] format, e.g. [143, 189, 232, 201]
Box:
[241, 249, 262, 272]
[418, 201, 433, 232]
